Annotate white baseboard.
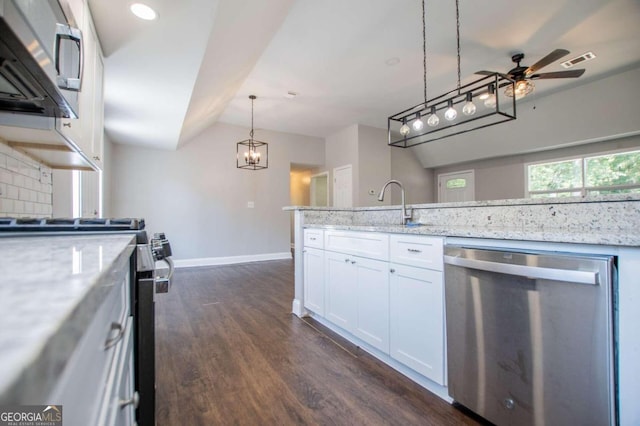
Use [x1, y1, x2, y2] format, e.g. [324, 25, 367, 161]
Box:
[174, 252, 292, 268]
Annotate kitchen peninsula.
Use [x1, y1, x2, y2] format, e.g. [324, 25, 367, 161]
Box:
[285, 194, 640, 425]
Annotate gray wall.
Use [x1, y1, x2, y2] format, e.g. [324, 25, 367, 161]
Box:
[390, 146, 434, 204]
[357, 125, 391, 206]
[324, 124, 359, 205]
[110, 122, 324, 260]
[433, 134, 640, 201]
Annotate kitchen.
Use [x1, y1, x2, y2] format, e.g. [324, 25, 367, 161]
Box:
[1, 0, 639, 425]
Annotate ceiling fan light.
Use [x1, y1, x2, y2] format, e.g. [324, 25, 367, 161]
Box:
[505, 80, 535, 99]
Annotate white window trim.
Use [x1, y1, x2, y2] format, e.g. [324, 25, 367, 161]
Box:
[524, 147, 640, 198]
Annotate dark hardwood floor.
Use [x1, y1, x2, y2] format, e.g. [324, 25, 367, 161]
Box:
[155, 259, 483, 425]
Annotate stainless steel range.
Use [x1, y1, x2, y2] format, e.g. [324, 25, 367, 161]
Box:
[0, 217, 173, 426]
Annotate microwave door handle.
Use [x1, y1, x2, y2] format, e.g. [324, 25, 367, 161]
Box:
[55, 23, 83, 91]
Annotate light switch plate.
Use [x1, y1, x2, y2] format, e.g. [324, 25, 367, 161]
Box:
[247, 201, 255, 208]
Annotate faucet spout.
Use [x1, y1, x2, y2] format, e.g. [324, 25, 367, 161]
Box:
[377, 180, 412, 225]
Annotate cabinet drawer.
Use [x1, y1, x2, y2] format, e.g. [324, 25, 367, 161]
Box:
[47, 274, 130, 425]
[390, 234, 443, 270]
[304, 228, 324, 249]
[325, 230, 389, 261]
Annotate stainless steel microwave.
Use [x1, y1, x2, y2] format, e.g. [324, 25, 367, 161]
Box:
[0, 0, 82, 119]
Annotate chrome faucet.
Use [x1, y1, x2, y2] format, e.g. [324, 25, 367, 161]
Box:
[377, 180, 412, 225]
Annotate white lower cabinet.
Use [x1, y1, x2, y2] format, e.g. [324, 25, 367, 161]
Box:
[324, 250, 357, 332]
[353, 256, 389, 353]
[304, 229, 444, 385]
[389, 263, 445, 385]
[303, 247, 325, 315]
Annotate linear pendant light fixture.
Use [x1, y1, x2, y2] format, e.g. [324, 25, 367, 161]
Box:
[237, 95, 268, 170]
[388, 0, 516, 148]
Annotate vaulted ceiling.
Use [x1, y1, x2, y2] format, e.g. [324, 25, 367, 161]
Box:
[89, 0, 640, 152]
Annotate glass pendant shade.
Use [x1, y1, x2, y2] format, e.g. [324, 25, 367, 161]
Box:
[444, 100, 457, 121]
[399, 119, 411, 136]
[462, 92, 476, 116]
[505, 79, 534, 99]
[412, 112, 424, 131]
[427, 106, 439, 127]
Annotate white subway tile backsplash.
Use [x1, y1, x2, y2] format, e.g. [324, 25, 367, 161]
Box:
[6, 185, 18, 199]
[0, 142, 52, 217]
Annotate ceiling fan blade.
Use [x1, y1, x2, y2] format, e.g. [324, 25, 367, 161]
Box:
[524, 48, 570, 76]
[529, 69, 586, 79]
[475, 70, 496, 75]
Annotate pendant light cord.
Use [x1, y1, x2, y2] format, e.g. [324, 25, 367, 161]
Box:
[455, 0, 461, 94]
[250, 96, 254, 140]
[422, 0, 427, 106]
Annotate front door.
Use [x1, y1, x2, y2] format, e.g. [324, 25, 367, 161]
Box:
[438, 170, 475, 203]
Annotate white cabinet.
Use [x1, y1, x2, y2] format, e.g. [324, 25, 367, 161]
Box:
[389, 234, 445, 385]
[324, 250, 357, 332]
[389, 264, 444, 385]
[58, 0, 104, 170]
[323, 230, 390, 353]
[303, 247, 325, 315]
[353, 256, 389, 353]
[48, 272, 134, 426]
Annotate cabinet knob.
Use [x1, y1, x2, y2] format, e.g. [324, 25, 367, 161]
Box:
[390, 268, 396, 273]
[120, 391, 140, 409]
[351, 260, 356, 264]
[345, 258, 350, 263]
[104, 322, 124, 349]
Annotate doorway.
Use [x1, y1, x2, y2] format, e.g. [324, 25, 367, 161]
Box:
[438, 170, 475, 203]
[333, 164, 353, 207]
[310, 172, 329, 207]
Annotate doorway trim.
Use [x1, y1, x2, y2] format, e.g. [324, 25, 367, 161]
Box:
[437, 170, 475, 203]
[310, 171, 329, 207]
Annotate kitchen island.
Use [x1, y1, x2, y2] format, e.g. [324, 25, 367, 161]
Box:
[0, 234, 136, 419]
[285, 194, 640, 425]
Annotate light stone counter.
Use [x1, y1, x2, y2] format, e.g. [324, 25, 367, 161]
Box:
[0, 234, 136, 404]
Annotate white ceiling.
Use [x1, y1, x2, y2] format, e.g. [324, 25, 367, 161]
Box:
[88, 0, 640, 151]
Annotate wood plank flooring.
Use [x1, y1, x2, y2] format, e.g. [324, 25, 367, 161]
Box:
[155, 259, 485, 425]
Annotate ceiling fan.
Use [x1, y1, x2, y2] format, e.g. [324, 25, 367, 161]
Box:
[476, 49, 586, 99]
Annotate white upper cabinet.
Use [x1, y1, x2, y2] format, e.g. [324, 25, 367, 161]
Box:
[58, 0, 104, 170]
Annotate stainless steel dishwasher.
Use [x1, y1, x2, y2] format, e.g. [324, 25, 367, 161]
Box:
[444, 245, 617, 426]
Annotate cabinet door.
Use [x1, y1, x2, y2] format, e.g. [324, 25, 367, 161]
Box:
[354, 257, 389, 353]
[389, 263, 445, 385]
[303, 247, 325, 316]
[324, 251, 357, 332]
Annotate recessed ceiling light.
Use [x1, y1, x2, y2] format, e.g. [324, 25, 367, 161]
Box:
[130, 3, 157, 20]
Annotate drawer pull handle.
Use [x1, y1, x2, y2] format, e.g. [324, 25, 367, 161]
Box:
[390, 268, 396, 273]
[351, 260, 356, 264]
[105, 322, 125, 349]
[310, 237, 316, 240]
[407, 248, 422, 253]
[120, 391, 140, 409]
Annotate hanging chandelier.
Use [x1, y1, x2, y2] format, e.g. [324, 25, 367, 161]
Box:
[388, 0, 516, 148]
[237, 95, 268, 170]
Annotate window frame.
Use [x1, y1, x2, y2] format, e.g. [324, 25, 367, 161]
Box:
[524, 147, 640, 198]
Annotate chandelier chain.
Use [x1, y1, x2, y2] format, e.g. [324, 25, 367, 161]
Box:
[455, 0, 461, 93]
[422, 0, 427, 105]
[250, 96, 254, 140]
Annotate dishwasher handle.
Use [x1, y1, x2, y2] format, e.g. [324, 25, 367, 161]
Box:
[444, 255, 599, 285]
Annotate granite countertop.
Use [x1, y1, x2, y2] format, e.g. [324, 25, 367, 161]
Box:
[0, 234, 136, 404]
[304, 223, 637, 246]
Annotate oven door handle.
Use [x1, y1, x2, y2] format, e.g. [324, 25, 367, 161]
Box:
[444, 255, 599, 285]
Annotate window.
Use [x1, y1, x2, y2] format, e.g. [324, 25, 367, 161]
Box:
[527, 149, 640, 198]
[446, 178, 467, 189]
